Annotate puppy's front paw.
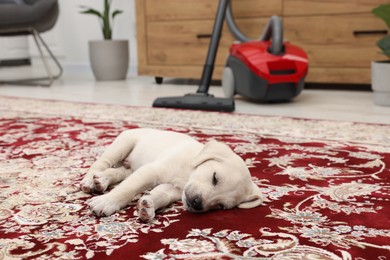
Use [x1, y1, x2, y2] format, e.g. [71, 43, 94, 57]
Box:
[137, 196, 155, 222]
[93, 172, 110, 194]
[87, 194, 122, 217]
[81, 174, 94, 194]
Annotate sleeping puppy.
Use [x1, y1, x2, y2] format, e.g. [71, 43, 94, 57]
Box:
[81, 128, 263, 222]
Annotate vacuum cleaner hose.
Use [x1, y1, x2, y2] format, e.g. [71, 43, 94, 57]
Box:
[225, 2, 251, 43]
[260, 16, 284, 55]
[226, 2, 284, 55]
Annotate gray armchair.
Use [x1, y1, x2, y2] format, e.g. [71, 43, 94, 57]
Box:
[0, 0, 62, 86]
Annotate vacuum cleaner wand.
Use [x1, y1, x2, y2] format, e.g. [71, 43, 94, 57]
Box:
[152, 0, 235, 112]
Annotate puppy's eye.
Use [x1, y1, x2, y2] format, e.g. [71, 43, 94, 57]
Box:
[212, 172, 218, 186]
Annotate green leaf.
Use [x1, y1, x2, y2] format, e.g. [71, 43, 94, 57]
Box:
[112, 10, 123, 20]
[79, 8, 103, 19]
[377, 35, 390, 52]
[382, 49, 390, 58]
[79, 1, 123, 40]
[372, 4, 390, 29]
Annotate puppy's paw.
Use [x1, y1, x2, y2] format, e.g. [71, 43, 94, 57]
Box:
[80, 174, 94, 194]
[137, 196, 155, 222]
[93, 172, 110, 194]
[87, 194, 122, 217]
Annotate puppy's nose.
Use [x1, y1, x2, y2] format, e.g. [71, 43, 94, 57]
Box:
[189, 196, 203, 211]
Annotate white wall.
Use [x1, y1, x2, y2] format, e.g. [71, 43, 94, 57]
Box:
[31, 0, 138, 76]
[0, 36, 29, 60]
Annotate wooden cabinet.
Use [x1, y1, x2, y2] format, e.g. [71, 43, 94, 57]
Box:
[136, 0, 389, 84]
[283, 0, 389, 84]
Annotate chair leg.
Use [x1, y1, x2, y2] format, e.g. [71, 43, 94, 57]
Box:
[33, 28, 63, 81]
[32, 28, 54, 86]
[0, 28, 63, 87]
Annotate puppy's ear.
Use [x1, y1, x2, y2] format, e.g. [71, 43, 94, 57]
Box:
[238, 183, 263, 209]
[192, 140, 232, 168]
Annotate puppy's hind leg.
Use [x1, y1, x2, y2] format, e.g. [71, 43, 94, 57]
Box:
[138, 183, 182, 222]
[81, 130, 137, 193]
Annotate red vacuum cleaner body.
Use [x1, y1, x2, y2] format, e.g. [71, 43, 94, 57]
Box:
[224, 40, 309, 102]
[231, 40, 308, 85]
[223, 14, 309, 102]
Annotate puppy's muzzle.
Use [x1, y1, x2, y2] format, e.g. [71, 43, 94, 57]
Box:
[185, 195, 204, 212]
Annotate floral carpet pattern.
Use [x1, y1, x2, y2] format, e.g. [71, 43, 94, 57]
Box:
[0, 96, 389, 259]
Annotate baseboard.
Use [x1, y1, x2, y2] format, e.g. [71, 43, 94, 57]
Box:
[63, 62, 138, 78]
[28, 59, 138, 78]
[305, 83, 371, 91]
[0, 58, 31, 67]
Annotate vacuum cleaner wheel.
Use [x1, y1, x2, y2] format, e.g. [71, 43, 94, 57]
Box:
[222, 66, 235, 98]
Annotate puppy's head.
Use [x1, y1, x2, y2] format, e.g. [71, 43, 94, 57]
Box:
[182, 140, 263, 213]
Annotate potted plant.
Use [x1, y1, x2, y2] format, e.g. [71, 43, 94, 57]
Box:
[80, 0, 129, 81]
[372, 4, 390, 106]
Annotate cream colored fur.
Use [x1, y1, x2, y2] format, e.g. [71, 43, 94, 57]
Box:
[81, 128, 263, 222]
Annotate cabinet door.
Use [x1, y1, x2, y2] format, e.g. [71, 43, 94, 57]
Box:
[146, 18, 269, 66]
[284, 14, 387, 68]
[145, 0, 281, 21]
[284, 0, 389, 15]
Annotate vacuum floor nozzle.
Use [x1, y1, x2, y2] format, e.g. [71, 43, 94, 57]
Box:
[152, 93, 235, 112]
[151, 0, 235, 112]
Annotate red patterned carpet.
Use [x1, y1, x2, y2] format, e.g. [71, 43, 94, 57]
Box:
[0, 96, 389, 259]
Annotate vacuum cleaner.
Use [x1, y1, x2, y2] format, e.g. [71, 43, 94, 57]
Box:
[153, 0, 233, 112]
[152, 0, 308, 112]
[222, 13, 308, 102]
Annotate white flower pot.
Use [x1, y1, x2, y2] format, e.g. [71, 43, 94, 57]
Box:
[371, 60, 390, 106]
[89, 40, 129, 81]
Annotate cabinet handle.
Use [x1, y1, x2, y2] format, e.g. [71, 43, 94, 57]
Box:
[353, 30, 388, 36]
[196, 33, 212, 39]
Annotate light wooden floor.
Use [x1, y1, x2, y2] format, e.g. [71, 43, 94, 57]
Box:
[0, 67, 389, 124]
